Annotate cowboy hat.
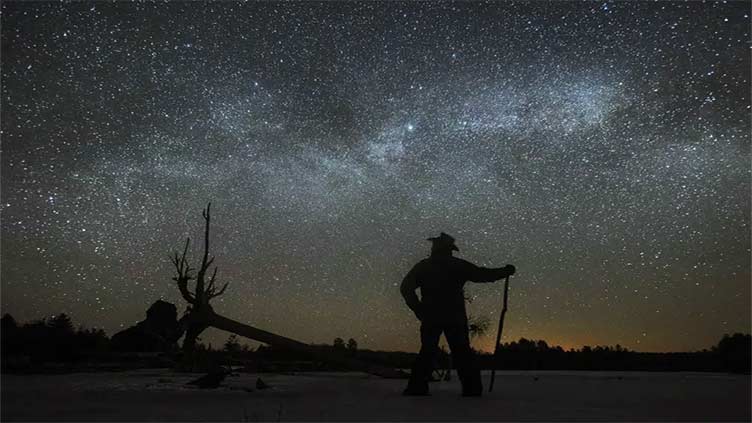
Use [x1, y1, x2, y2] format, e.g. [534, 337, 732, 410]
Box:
[427, 232, 459, 251]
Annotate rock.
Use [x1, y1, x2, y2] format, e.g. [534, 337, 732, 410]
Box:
[187, 367, 231, 389]
[256, 377, 271, 389]
[111, 300, 184, 352]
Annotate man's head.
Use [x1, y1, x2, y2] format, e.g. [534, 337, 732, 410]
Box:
[427, 232, 459, 255]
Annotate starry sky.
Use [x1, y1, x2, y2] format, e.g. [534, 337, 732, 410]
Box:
[1, 1, 750, 353]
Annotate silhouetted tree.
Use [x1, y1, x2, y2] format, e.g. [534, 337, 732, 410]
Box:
[1, 312, 114, 370]
[1, 313, 17, 329]
[347, 338, 358, 352]
[468, 315, 490, 340]
[171, 202, 228, 356]
[75, 327, 109, 353]
[48, 313, 74, 333]
[1, 314, 19, 356]
[715, 333, 751, 373]
[333, 337, 345, 350]
[224, 334, 241, 354]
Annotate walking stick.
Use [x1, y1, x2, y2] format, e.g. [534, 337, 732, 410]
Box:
[489, 275, 510, 392]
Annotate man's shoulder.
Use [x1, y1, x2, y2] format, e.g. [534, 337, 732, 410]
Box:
[448, 256, 474, 267]
[413, 258, 431, 269]
[446, 257, 481, 276]
[414, 256, 474, 269]
[410, 257, 437, 272]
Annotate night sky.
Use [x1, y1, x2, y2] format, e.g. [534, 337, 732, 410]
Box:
[1, 1, 750, 353]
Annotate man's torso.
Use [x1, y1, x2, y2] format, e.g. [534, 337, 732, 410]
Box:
[412, 256, 473, 321]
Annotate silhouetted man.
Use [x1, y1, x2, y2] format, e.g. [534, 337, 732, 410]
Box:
[400, 232, 515, 396]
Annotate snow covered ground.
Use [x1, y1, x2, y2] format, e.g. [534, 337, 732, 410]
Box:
[2, 370, 749, 421]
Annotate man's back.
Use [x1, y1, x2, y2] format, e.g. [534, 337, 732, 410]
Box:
[411, 256, 472, 319]
[403, 255, 509, 322]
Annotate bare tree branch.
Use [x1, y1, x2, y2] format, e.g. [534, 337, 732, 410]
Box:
[170, 203, 230, 323]
[195, 202, 212, 300]
[201, 203, 211, 269]
[206, 267, 218, 294]
[209, 281, 229, 299]
[171, 238, 196, 304]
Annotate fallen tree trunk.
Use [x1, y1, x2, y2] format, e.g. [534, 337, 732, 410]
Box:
[208, 312, 405, 379]
[171, 204, 404, 379]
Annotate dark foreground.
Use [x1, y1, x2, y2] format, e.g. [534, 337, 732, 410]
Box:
[2, 370, 749, 421]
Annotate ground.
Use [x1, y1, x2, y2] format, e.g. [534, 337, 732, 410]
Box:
[2, 370, 749, 421]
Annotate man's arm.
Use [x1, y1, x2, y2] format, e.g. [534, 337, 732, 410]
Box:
[459, 259, 515, 283]
[400, 265, 423, 320]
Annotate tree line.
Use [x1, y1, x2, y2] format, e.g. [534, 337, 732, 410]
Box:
[2, 312, 749, 374]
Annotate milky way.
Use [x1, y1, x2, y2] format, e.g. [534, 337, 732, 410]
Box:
[2, 1, 750, 352]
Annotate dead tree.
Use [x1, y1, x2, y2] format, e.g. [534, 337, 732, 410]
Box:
[171, 203, 226, 354]
[170, 203, 404, 378]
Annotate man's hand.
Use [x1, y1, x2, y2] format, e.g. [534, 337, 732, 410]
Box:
[505, 264, 516, 276]
[413, 304, 425, 322]
[401, 268, 423, 320]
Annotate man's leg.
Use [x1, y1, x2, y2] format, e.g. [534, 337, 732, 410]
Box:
[445, 321, 482, 396]
[404, 322, 442, 395]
